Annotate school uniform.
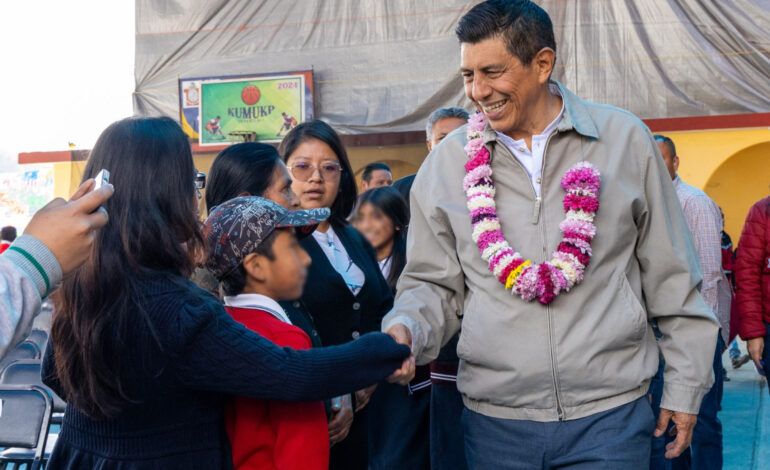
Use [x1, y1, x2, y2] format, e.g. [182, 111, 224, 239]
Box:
[224, 294, 329, 470]
[297, 223, 394, 470]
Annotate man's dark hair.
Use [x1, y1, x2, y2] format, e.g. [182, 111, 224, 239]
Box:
[278, 120, 357, 227]
[653, 135, 677, 157]
[362, 162, 392, 183]
[1, 226, 17, 242]
[219, 229, 279, 297]
[456, 0, 556, 65]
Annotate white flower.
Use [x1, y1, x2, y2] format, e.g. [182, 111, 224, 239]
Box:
[472, 219, 501, 242]
[566, 210, 595, 222]
[468, 195, 496, 211]
[467, 184, 496, 198]
[482, 241, 510, 261]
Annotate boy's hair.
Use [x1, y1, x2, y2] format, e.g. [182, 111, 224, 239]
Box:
[1, 226, 17, 242]
[219, 229, 280, 297]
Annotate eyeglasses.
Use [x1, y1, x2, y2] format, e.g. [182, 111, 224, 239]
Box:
[195, 171, 206, 190]
[287, 162, 343, 182]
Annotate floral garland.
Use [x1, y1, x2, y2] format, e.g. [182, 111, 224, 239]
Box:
[463, 112, 601, 305]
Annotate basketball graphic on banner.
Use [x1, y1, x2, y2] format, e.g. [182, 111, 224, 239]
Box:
[241, 85, 261, 105]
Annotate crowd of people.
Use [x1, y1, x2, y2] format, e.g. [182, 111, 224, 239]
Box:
[1, 1, 768, 469]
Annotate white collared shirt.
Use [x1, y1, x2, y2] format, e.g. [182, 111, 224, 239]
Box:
[495, 85, 565, 197]
[312, 226, 365, 295]
[378, 256, 392, 280]
[223, 293, 292, 325]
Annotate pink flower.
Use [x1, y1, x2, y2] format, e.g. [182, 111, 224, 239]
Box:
[559, 219, 596, 239]
[468, 112, 486, 132]
[464, 139, 485, 163]
[561, 164, 601, 194]
[563, 194, 599, 213]
[463, 164, 492, 191]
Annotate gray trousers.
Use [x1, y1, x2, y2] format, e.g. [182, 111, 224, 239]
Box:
[462, 397, 655, 470]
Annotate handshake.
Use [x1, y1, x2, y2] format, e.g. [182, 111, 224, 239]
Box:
[385, 323, 416, 385]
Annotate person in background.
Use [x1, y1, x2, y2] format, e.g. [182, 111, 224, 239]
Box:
[735, 194, 770, 384]
[652, 134, 729, 470]
[203, 141, 350, 446]
[392, 107, 470, 206]
[280, 120, 396, 470]
[353, 186, 431, 469]
[426, 107, 470, 152]
[0, 226, 17, 254]
[42, 117, 409, 470]
[720, 207, 750, 370]
[0, 180, 113, 361]
[360, 162, 393, 192]
[204, 196, 334, 470]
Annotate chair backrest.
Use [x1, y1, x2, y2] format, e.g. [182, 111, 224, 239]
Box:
[0, 360, 66, 413]
[0, 385, 52, 468]
[26, 330, 49, 352]
[0, 341, 41, 376]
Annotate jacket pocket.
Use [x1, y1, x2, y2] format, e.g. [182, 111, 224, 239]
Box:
[617, 272, 648, 343]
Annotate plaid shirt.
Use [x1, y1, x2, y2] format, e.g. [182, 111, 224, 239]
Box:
[674, 176, 731, 342]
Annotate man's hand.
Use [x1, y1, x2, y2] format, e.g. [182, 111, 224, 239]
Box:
[327, 394, 354, 446]
[354, 384, 377, 412]
[386, 323, 415, 385]
[747, 337, 765, 370]
[654, 408, 698, 458]
[24, 179, 114, 275]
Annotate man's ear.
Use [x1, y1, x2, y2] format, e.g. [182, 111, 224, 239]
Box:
[242, 253, 268, 283]
[426, 140, 433, 152]
[533, 47, 556, 84]
[674, 156, 680, 172]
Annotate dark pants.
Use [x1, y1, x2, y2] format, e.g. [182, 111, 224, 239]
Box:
[462, 397, 655, 470]
[650, 335, 724, 470]
[367, 381, 431, 470]
[430, 382, 468, 470]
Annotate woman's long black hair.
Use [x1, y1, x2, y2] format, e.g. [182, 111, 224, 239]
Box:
[355, 186, 410, 293]
[277, 120, 357, 226]
[205, 142, 282, 214]
[51, 117, 203, 419]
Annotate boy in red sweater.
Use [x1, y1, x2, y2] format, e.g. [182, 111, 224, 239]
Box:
[203, 196, 332, 470]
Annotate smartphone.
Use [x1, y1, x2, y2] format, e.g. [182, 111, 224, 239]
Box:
[94, 169, 110, 190]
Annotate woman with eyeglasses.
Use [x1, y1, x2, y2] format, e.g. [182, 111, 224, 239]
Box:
[40, 117, 410, 470]
[279, 121, 395, 470]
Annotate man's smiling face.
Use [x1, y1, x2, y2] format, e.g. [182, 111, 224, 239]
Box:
[461, 36, 545, 137]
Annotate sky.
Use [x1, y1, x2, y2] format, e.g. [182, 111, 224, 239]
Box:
[0, 1, 135, 172]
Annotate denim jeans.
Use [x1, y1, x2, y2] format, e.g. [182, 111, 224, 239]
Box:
[462, 397, 655, 470]
[763, 322, 770, 389]
[649, 335, 724, 470]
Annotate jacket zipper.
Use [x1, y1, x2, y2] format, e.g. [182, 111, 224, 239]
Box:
[493, 133, 566, 421]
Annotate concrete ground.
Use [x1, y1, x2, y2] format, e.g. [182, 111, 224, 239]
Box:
[722, 341, 769, 470]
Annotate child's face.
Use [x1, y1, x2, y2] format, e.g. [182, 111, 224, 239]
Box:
[262, 229, 311, 300]
[353, 202, 395, 252]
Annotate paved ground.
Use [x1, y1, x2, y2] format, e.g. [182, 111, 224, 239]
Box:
[722, 341, 769, 470]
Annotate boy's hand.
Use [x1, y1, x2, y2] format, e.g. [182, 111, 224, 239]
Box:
[328, 394, 353, 445]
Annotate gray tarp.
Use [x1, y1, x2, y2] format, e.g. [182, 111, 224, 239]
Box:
[134, 0, 770, 134]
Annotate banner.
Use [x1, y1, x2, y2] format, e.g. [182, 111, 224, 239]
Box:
[0, 166, 54, 231]
[179, 70, 313, 145]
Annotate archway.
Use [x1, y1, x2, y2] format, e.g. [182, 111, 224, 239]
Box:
[704, 141, 770, 242]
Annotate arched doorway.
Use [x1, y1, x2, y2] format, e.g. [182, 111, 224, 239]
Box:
[704, 141, 770, 241]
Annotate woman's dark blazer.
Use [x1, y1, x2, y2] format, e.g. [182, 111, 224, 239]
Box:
[294, 223, 394, 470]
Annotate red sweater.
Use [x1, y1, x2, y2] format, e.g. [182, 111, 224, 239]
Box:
[224, 306, 329, 470]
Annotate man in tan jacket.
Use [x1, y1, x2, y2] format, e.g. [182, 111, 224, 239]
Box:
[383, 1, 718, 469]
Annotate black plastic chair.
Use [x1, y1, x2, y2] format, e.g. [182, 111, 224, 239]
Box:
[0, 385, 53, 470]
[0, 360, 66, 420]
